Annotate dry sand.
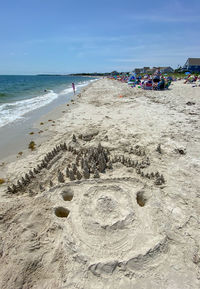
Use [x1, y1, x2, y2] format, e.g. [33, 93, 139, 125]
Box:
[0, 79, 200, 288]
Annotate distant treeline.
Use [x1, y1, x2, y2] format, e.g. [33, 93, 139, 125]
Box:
[36, 71, 129, 77]
[68, 72, 121, 76]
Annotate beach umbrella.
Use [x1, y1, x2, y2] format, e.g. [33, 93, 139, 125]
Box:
[185, 72, 190, 75]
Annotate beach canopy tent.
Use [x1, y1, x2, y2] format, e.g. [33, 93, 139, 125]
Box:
[128, 72, 137, 82]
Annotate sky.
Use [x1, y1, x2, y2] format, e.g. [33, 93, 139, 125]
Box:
[0, 0, 200, 74]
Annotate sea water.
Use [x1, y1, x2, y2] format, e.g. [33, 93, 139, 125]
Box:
[0, 75, 96, 128]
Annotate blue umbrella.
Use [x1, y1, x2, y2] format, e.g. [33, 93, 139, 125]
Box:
[185, 72, 190, 75]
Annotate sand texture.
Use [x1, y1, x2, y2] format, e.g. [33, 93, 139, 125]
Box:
[0, 79, 200, 288]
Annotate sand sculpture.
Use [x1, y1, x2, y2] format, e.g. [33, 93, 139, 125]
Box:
[6, 135, 165, 195]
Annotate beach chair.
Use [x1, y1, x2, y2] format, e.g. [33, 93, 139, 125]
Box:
[165, 80, 171, 89]
[142, 80, 152, 90]
[157, 80, 165, 90]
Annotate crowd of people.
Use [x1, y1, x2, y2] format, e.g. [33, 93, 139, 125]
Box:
[109, 69, 172, 90]
[109, 69, 200, 90]
[128, 69, 172, 90]
[184, 74, 199, 84]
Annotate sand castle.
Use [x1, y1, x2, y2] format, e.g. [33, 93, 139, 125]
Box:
[6, 138, 165, 195]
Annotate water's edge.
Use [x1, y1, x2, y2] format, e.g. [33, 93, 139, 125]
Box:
[0, 79, 98, 161]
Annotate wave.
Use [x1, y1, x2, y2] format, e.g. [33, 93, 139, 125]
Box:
[59, 79, 96, 95]
[0, 90, 58, 128]
[0, 78, 97, 128]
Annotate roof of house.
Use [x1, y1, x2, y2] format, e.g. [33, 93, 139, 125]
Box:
[146, 68, 156, 72]
[159, 66, 173, 70]
[187, 58, 200, 66]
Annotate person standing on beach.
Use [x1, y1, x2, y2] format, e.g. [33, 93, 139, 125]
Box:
[72, 82, 75, 94]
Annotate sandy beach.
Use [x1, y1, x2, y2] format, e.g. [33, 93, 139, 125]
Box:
[0, 78, 200, 288]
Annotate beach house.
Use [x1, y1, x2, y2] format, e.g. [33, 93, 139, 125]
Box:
[134, 66, 173, 74]
[183, 58, 200, 73]
[159, 67, 174, 73]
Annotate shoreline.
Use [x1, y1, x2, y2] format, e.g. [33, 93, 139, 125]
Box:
[0, 79, 97, 163]
[0, 78, 200, 288]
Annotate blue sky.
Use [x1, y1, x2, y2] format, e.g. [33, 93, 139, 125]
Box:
[0, 0, 199, 74]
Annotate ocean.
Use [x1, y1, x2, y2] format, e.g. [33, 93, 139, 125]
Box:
[0, 75, 96, 128]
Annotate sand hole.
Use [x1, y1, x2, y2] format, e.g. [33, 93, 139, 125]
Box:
[55, 207, 70, 218]
[136, 191, 147, 207]
[62, 190, 74, 201]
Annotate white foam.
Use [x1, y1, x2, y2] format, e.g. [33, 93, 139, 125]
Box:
[0, 90, 58, 128]
[0, 78, 98, 128]
[60, 79, 97, 95]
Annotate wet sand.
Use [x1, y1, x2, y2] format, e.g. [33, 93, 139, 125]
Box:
[0, 86, 80, 162]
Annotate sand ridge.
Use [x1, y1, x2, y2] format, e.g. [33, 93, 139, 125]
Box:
[0, 79, 200, 288]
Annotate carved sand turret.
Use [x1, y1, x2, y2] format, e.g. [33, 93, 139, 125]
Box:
[84, 159, 89, 170]
[160, 174, 165, 183]
[7, 186, 13, 193]
[25, 173, 30, 182]
[131, 160, 135, 167]
[41, 161, 45, 168]
[98, 154, 106, 173]
[136, 168, 141, 174]
[94, 169, 100, 178]
[17, 180, 23, 189]
[39, 184, 44, 192]
[66, 167, 70, 177]
[72, 163, 77, 174]
[81, 158, 84, 169]
[29, 170, 34, 178]
[107, 162, 113, 169]
[128, 159, 132, 167]
[155, 171, 160, 178]
[156, 143, 162, 154]
[150, 172, 155, 179]
[56, 145, 60, 152]
[145, 173, 150, 179]
[58, 171, 65, 183]
[69, 170, 76, 181]
[98, 142, 102, 152]
[29, 189, 34, 196]
[63, 142, 67, 150]
[33, 168, 38, 174]
[21, 177, 27, 185]
[37, 165, 41, 171]
[83, 165, 90, 179]
[90, 162, 97, 173]
[75, 155, 80, 166]
[12, 184, 18, 193]
[154, 176, 165, 185]
[76, 169, 82, 180]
